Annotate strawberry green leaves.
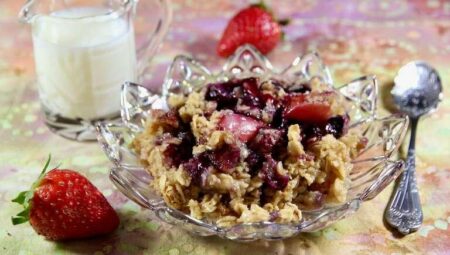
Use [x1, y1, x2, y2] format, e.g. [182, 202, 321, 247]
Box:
[11, 155, 52, 225]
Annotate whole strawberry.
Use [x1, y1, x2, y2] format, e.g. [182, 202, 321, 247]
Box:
[12, 156, 120, 241]
[217, 2, 288, 57]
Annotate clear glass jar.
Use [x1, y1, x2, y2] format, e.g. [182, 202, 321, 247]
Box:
[19, 0, 172, 141]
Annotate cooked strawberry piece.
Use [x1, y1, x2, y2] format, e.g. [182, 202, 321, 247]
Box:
[284, 94, 332, 124]
[219, 113, 265, 142]
[285, 102, 331, 123]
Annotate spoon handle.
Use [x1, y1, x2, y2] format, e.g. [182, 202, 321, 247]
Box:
[385, 118, 423, 234]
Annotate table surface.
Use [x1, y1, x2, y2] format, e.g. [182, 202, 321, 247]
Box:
[1, 1, 450, 254]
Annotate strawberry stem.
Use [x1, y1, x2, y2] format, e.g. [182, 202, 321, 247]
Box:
[251, 1, 268, 11]
[251, 1, 289, 27]
[11, 155, 52, 225]
[278, 19, 290, 26]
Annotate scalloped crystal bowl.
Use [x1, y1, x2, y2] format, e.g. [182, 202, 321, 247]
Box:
[96, 45, 408, 241]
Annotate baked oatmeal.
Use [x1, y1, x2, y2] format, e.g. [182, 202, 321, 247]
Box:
[132, 77, 366, 227]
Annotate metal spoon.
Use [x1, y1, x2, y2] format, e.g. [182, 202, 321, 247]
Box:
[385, 61, 443, 235]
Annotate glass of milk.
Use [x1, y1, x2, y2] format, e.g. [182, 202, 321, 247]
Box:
[19, 0, 172, 141]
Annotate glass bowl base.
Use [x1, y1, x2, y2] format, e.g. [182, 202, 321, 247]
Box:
[43, 108, 120, 141]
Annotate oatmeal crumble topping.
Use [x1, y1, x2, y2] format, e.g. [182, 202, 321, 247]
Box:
[132, 77, 365, 227]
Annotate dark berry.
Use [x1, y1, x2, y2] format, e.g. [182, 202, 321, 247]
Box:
[163, 137, 194, 168]
[182, 153, 210, 186]
[245, 151, 264, 176]
[271, 107, 287, 129]
[301, 114, 349, 145]
[205, 81, 239, 109]
[240, 78, 263, 108]
[162, 128, 195, 168]
[234, 78, 271, 119]
[288, 83, 311, 94]
[259, 95, 280, 123]
[309, 173, 336, 194]
[325, 115, 349, 138]
[312, 191, 325, 208]
[271, 130, 288, 161]
[260, 93, 276, 104]
[234, 104, 263, 120]
[269, 210, 280, 221]
[209, 144, 241, 173]
[163, 144, 183, 167]
[157, 109, 180, 132]
[249, 128, 282, 154]
[154, 133, 174, 146]
[259, 155, 289, 190]
[302, 125, 324, 145]
[220, 193, 231, 205]
[177, 130, 195, 145]
[269, 79, 286, 88]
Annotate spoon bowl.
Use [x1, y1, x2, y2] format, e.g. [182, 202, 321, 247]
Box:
[392, 61, 442, 118]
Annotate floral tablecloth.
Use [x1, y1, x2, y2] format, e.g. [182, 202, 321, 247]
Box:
[1, 0, 449, 254]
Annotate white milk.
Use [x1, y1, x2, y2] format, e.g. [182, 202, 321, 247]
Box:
[32, 7, 137, 120]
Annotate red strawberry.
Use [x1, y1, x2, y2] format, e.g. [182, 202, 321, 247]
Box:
[12, 156, 119, 241]
[219, 113, 265, 142]
[284, 93, 332, 123]
[217, 2, 288, 57]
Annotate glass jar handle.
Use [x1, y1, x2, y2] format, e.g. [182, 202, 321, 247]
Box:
[135, 0, 172, 82]
[18, 0, 37, 23]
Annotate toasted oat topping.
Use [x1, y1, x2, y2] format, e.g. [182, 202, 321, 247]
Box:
[132, 77, 365, 227]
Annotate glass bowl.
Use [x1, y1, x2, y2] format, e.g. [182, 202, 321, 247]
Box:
[96, 45, 408, 241]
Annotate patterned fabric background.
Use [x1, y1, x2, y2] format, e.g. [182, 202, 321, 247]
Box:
[0, 0, 449, 254]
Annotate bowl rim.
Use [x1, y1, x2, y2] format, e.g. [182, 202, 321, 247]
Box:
[96, 44, 408, 240]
